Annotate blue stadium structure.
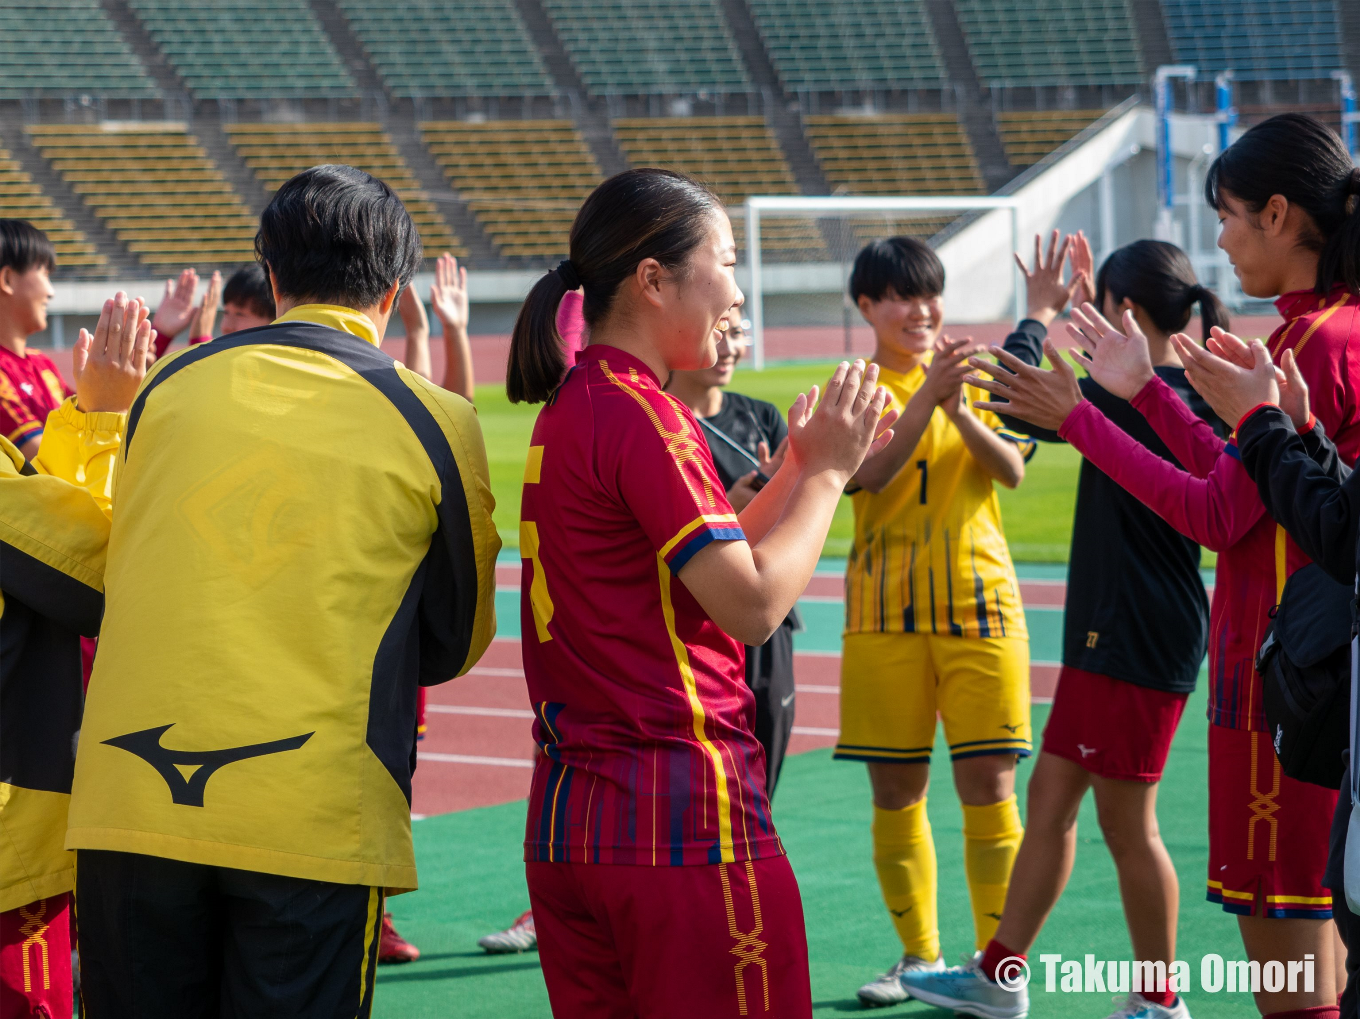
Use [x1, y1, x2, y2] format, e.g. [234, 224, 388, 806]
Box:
[0, 0, 1354, 274]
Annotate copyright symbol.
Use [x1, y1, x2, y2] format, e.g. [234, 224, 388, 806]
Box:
[995, 956, 1030, 991]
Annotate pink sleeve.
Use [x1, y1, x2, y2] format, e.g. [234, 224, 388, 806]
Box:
[1057, 399, 1264, 551]
[1128, 374, 1225, 478]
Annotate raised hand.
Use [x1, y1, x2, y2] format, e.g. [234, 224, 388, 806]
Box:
[1276, 348, 1311, 430]
[430, 252, 469, 336]
[787, 360, 897, 480]
[1015, 230, 1080, 326]
[399, 284, 434, 382]
[1067, 230, 1096, 306]
[152, 267, 199, 341]
[966, 340, 1084, 431]
[922, 335, 980, 410]
[192, 270, 222, 340]
[1065, 303, 1155, 400]
[757, 436, 788, 478]
[1169, 332, 1288, 428]
[1203, 326, 1256, 370]
[74, 291, 154, 414]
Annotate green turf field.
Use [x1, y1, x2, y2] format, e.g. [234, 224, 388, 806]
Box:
[377, 683, 1255, 1018]
[475, 361, 1084, 562]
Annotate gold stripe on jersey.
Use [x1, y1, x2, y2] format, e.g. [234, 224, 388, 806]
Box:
[845, 365, 1027, 641]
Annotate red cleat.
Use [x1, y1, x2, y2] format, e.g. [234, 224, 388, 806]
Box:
[377, 912, 421, 964]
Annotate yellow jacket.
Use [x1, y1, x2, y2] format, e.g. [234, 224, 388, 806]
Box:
[0, 399, 123, 912]
[66, 305, 499, 891]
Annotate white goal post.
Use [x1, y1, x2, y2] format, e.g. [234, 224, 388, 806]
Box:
[743, 195, 1026, 370]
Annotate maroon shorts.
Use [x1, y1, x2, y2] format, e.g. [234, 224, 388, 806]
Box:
[1040, 666, 1189, 782]
[1207, 723, 1336, 918]
[0, 893, 71, 1019]
[526, 855, 812, 1019]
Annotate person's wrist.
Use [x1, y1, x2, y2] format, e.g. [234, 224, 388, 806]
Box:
[1026, 307, 1058, 328]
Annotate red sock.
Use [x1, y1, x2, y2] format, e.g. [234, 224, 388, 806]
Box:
[1264, 1007, 1341, 1019]
[979, 938, 1023, 984]
[1139, 986, 1176, 1008]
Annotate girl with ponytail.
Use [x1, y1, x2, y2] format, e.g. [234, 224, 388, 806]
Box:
[964, 114, 1360, 1019]
[916, 235, 1228, 1019]
[510, 168, 895, 1018]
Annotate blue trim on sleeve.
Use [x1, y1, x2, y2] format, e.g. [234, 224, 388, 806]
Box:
[668, 525, 745, 573]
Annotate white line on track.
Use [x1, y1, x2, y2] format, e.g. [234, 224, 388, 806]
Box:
[418, 752, 535, 768]
[792, 726, 839, 737]
[796, 684, 839, 694]
[426, 704, 535, 719]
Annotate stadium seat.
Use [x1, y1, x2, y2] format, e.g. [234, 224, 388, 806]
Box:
[420, 120, 598, 258]
[804, 113, 984, 239]
[952, 0, 1144, 87]
[996, 109, 1104, 166]
[224, 123, 463, 257]
[541, 0, 748, 95]
[611, 116, 823, 255]
[0, 146, 106, 270]
[337, 0, 553, 98]
[0, 0, 158, 99]
[125, 0, 354, 100]
[745, 0, 946, 93]
[25, 123, 256, 267]
[1161, 0, 1343, 81]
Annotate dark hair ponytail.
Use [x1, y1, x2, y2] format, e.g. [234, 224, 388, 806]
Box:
[1205, 112, 1360, 294]
[507, 168, 722, 403]
[1095, 239, 1229, 338]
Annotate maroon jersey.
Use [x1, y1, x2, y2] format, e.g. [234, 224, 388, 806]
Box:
[0, 346, 70, 448]
[519, 345, 780, 866]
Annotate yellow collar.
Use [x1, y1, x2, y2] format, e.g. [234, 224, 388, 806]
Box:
[274, 304, 381, 347]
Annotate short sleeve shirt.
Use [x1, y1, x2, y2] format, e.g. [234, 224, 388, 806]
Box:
[519, 345, 782, 866]
[0, 347, 70, 448]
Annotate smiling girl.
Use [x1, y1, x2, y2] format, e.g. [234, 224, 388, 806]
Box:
[505, 168, 895, 1019]
[966, 114, 1360, 1019]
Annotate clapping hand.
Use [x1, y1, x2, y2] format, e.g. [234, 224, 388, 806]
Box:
[786, 360, 898, 480]
[1015, 231, 1084, 327]
[1067, 230, 1096, 307]
[921, 336, 981, 414]
[1171, 330, 1308, 430]
[74, 292, 154, 414]
[965, 340, 1084, 431]
[191, 270, 222, 341]
[1065, 303, 1156, 400]
[152, 268, 199, 341]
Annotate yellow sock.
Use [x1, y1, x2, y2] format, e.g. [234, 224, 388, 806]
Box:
[872, 800, 939, 961]
[962, 796, 1024, 950]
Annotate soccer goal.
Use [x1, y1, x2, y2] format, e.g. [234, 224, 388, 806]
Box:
[742, 196, 1026, 370]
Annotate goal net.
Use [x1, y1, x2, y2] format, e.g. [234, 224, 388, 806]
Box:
[740, 196, 1025, 369]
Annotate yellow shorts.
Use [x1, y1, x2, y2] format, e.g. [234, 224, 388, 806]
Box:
[835, 632, 1032, 763]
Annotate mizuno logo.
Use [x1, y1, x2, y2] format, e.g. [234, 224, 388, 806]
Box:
[1000, 723, 1022, 733]
[890, 906, 913, 916]
[1078, 744, 1097, 758]
[103, 724, 313, 807]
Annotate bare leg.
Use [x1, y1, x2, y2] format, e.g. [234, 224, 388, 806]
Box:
[1237, 915, 1336, 1013]
[867, 761, 930, 809]
[951, 753, 1018, 806]
[993, 752, 1090, 952]
[1090, 775, 1178, 966]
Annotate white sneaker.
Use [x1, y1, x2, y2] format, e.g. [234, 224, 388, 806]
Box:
[899, 952, 1028, 1019]
[476, 909, 537, 953]
[1104, 993, 1191, 1019]
[856, 953, 946, 1006]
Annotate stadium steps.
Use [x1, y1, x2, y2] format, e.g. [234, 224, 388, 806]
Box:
[510, 0, 629, 176]
[1127, 0, 1174, 70]
[385, 114, 504, 268]
[25, 123, 260, 269]
[0, 120, 138, 275]
[307, 0, 389, 99]
[190, 115, 272, 216]
[223, 122, 465, 260]
[420, 119, 601, 260]
[996, 109, 1105, 166]
[922, 0, 1014, 192]
[98, 0, 193, 102]
[716, 0, 829, 196]
[0, 140, 106, 273]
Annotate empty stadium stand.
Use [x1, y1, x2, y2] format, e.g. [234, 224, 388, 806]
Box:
[952, 0, 1144, 87]
[420, 120, 597, 258]
[225, 122, 463, 256]
[1161, 0, 1343, 80]
[746, 0, 946, 93]
[1, 0, 159, 100]
[0, 146, 105, 270]
[612, 116, 821, 253]
[125, 0, 354, 100]
[26, 123, 257, 267]
[338, 0, 553, 98]
[542, 0, 749, 95]
[996, 109, 1104, 166]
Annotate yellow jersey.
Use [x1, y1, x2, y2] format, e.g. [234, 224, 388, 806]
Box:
[845, 363, 1033, 640]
